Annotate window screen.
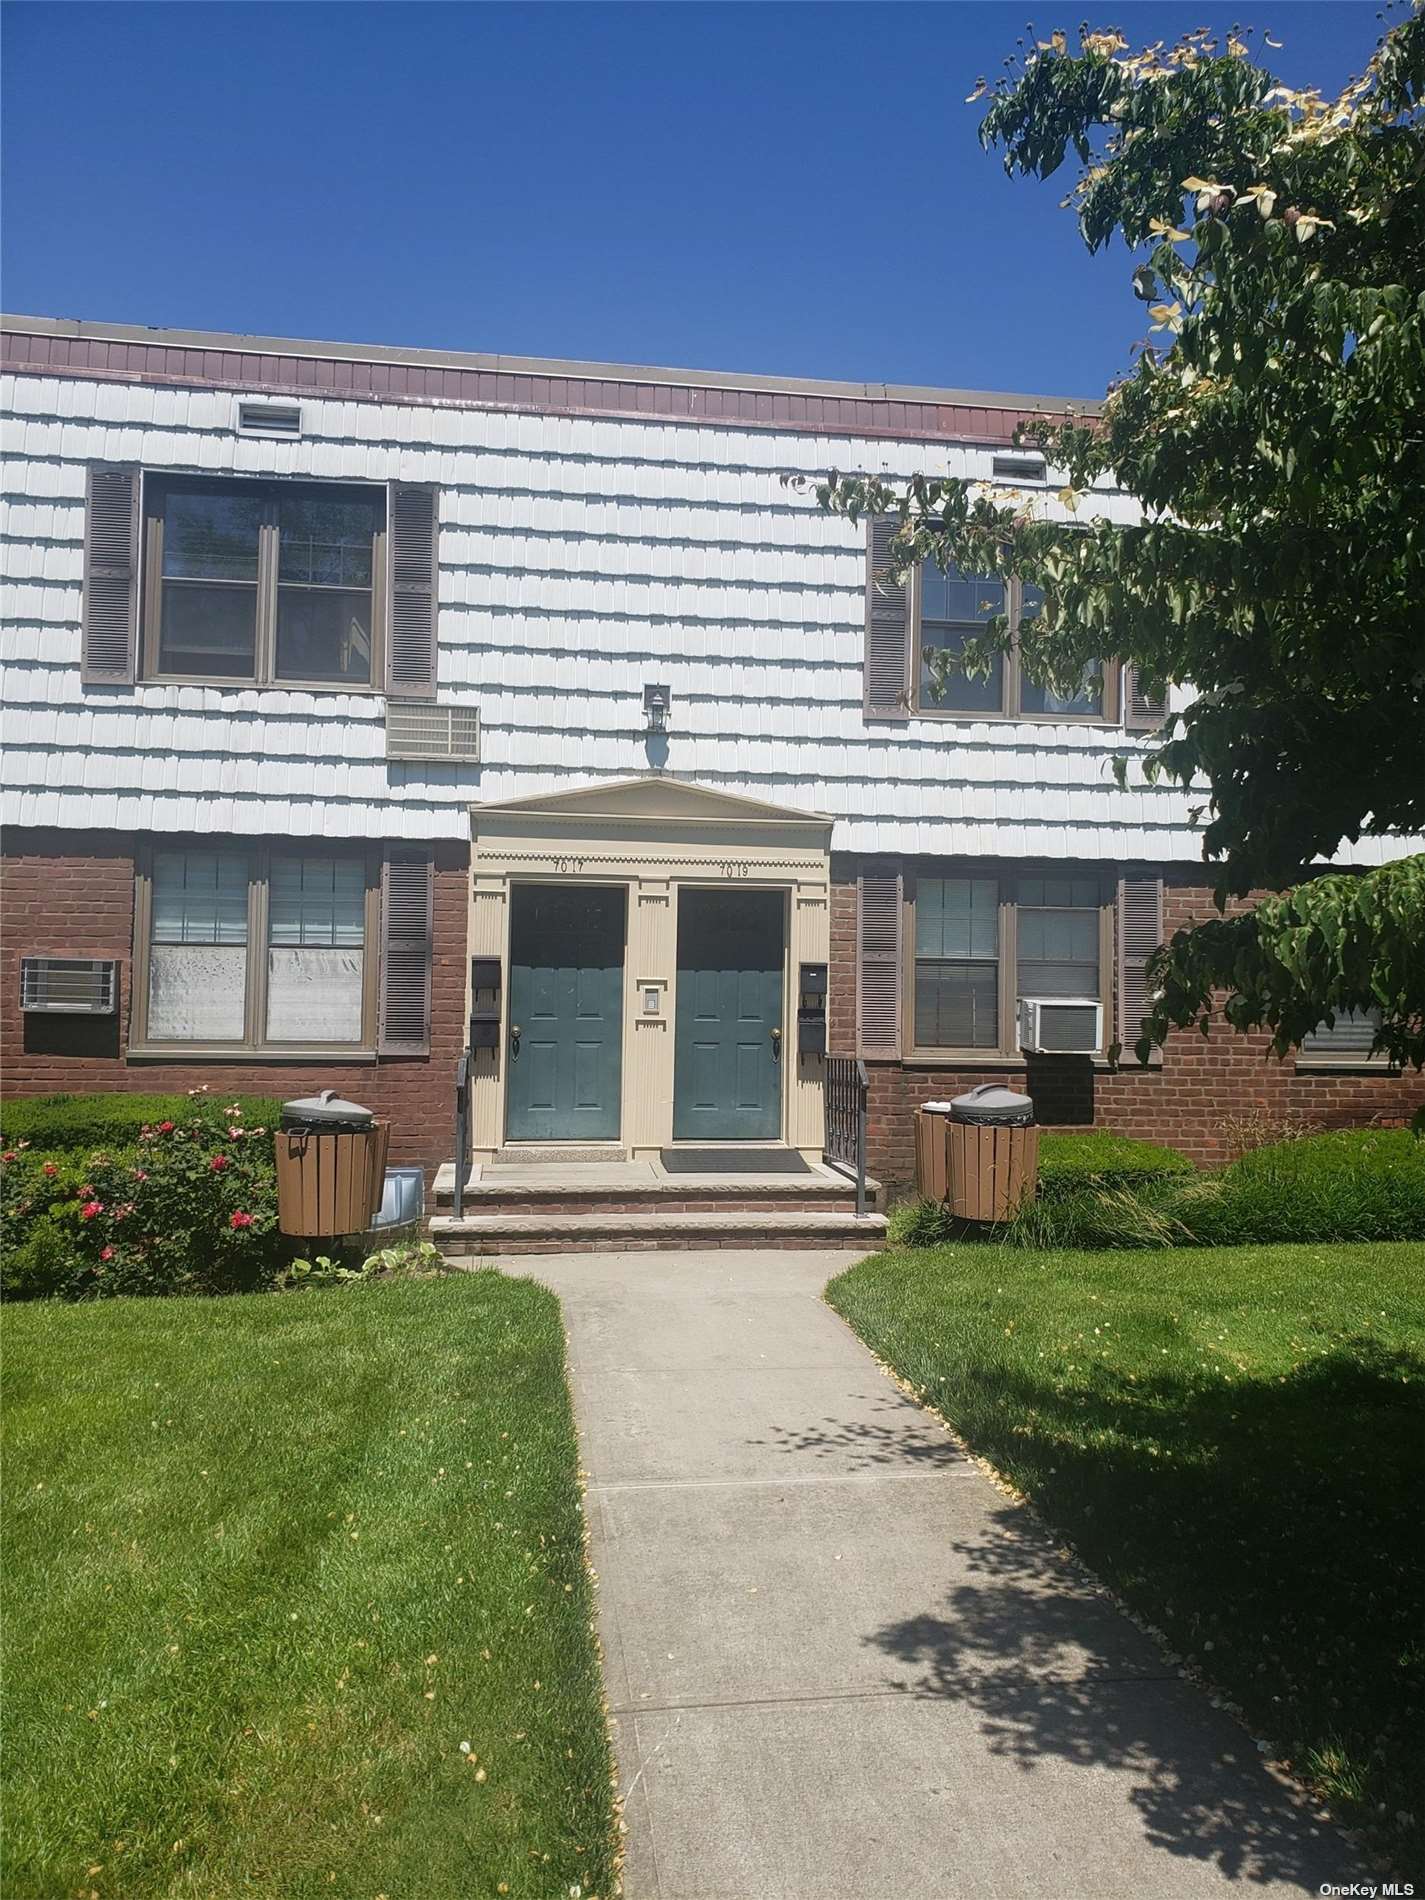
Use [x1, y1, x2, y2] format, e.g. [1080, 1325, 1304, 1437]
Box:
[266, 856, 366, 1041]
[914, 876, 999, 1047]
[1016, 875, 1102, 1001]
[919, 569, 1005, 714]
[148, 851, 249, 1040]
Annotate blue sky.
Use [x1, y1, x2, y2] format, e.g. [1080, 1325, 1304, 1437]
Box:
[1, 2, 1386, 398]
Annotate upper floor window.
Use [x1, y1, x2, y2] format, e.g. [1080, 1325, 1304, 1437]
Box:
[144, 478, 384, 688]
[918, 569, 1111, 721]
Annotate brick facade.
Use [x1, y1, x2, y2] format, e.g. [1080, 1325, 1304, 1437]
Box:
[0, 829, 469, 1178]
[830, 855, 1425, 1192]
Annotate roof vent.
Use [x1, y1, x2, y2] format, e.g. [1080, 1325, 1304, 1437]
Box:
[386, 702, 481, 763]
[237, 400, 302, 438]
[991, 453, 1047, 483]
[21, 957, 118, 1015]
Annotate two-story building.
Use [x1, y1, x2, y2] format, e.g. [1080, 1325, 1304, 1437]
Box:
[3, 314, 1419, 1228]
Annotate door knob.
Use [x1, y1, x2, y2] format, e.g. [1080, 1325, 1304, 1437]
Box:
[770, 1026, 782, 1062]
[510, 1023, 522, 1056]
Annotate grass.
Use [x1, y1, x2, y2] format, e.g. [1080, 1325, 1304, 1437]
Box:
[2, 1275, 617, 1900]
[826, 1240, 1425, 1861]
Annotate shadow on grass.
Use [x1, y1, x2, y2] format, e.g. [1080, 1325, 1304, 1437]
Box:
[756, 1341, 1420, 1884]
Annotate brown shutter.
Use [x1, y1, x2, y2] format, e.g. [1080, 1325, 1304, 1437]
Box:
[857, 866, 903, 1057]
[379, 852, 434, 1054]
[864, 516, 911, 719]
[1122, 665, 1168, 731]
[80, 464, 140, 684]
[386, 483, 439, 699]
[1117, 874, 1164, 1064]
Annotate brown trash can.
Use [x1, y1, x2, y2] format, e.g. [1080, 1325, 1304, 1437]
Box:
[916, 1086, 1039, 1223]
[275, 1090, 390, 1238]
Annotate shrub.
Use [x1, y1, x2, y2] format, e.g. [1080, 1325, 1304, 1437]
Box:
[1, 1103, 300, 1299]
[1180, 1128, 1425, 1246]
[1007, 1183, 1188, 1250]
[0, 1090, 285, 1155]
[887, 1198, 958, 1248]
[1036, 1131, 1195, 1200]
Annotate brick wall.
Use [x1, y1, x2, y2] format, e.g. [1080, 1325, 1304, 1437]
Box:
[0, 828, 469, 1177]
[830, 854, 1425, 1193]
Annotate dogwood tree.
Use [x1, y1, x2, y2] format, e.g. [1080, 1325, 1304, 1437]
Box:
[820, 8, 1425, 1069]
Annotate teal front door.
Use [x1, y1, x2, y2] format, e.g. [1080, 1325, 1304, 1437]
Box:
[673, 888, 784, 1141]
[506, 885, 625, 1141]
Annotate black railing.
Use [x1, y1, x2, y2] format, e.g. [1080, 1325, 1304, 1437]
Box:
[823, 1054, 870, 1218]
[452, 1048, 472, 1219]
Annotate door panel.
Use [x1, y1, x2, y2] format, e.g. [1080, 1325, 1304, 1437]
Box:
[506, 885, 625, 1141]
[673, 888, 784, 1141]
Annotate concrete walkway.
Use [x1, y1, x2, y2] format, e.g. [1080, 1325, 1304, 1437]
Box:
[527, 1249, 1367, 1900]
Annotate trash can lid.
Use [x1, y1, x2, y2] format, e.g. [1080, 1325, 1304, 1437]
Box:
[281, 1087, 374, 1127]
[949, 1083, 1034, 1125]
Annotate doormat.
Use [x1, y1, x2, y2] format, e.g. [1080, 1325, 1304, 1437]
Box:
[660, 1148, 812, 1175]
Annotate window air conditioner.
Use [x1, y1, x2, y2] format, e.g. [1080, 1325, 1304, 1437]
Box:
[1017, 997, 1102, 1055]
[20, 957, 118, 1015]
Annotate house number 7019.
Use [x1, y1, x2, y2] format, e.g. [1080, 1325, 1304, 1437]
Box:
[719, 861, 751, 878]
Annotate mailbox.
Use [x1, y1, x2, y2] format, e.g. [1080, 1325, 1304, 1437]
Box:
[797, 1008, 827, 1055]
[798, 962, 828, 1056]
[470, 958, 502, 1051]
[469, 1008, 501, 1050]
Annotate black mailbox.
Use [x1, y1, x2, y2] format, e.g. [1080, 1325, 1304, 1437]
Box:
[471, 956, 501, 994]
[469, 1007, 501, 1050]
[798, 1009, 828, 1056]
[799, 962, 828, 999]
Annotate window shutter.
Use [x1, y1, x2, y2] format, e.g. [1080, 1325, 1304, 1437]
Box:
[1122, 665, 1168, 731]
[386, 483, 439, 699]
[80, 465, 140, 684]
[864, 516, 911, 719]
[1117, 874, 1164, 1064]
[379, 853, 434, 1054]
[857, 867, 903, 1057]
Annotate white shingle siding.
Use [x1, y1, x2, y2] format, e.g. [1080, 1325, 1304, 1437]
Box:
[0, 368, 1389, 864]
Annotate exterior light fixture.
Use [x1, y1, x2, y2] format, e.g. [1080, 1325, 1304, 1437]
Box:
[643, 683, 671, 732]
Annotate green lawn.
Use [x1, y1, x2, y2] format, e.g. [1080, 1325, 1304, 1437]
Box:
[3, 1275, 617, 1900]
[827, 1240, 1425, 1860]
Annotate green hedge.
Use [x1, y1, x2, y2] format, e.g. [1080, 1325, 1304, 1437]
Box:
[892, 1126, 1424, 1251]
[1036, 1131, 1196, 1199]
[1179, 1129, 1425, 1246]
[1, 1092, 285, 1154]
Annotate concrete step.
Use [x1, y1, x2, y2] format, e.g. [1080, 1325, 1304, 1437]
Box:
[431, 1159, 879, 1216]
[430, 1208, 888, 1257]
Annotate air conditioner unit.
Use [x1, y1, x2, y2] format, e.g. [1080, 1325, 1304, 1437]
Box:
[20, 957, 118, 1015]
[386, 702, 481, 762]
[1018, 997, 1101, 1055]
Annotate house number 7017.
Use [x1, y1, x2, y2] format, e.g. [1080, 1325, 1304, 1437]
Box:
[550, 856, 586, 874]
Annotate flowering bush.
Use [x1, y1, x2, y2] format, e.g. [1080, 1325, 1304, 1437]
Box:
[1, 1107, 298, 1299]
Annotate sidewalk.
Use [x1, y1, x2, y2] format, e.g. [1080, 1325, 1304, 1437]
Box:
[526, 1249, 1367, 1900]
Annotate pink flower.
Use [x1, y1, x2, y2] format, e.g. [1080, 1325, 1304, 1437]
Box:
[42, 1162, 59, 1177]
[80, 1201, 104, 1220]
[114, 1203, 135, 1220]
[2, 1151, 16, 1164]
[210, 1154, 229, 1172]
[78, 1184, 95, 1199]
[131, 1168, 148, 1181]
[99, 1246, 115, 1262]
[158, 1121, 174, 1134]
[228, 1126, 243, 1138]
[229, 1210, 253, 1230]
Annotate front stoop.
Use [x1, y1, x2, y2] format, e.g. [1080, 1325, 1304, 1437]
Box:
[430, 1208, 888, 1256]
[427, 1156, 886, 1257]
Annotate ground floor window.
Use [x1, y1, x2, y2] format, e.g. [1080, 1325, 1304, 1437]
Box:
[1298, 1007, 1388, 1067]
[134, 844, 378, 1054]
[906, 866, 1113, 1060]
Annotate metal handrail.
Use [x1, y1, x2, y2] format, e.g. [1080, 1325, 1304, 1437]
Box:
[823, 1054, 870, 1218]
[452, 1049, 472, 1220]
